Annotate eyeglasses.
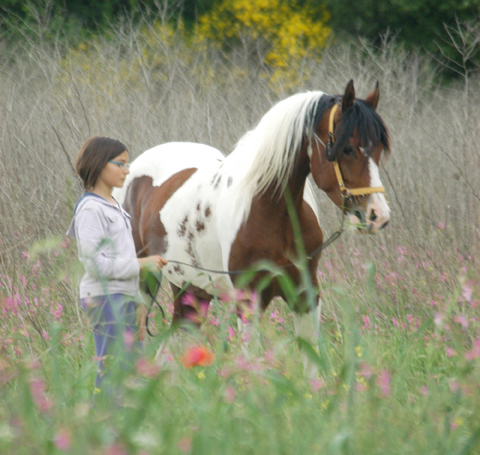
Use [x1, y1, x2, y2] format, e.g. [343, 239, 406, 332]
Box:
[109, 160, 130, 169]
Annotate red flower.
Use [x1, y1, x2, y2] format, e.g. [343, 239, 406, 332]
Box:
[181, 346, 215, 369]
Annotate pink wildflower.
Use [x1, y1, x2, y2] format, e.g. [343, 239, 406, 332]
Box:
[454, 314, 469, 328]
[355, 382, 367, 392]
[310, 378, 325, 392]
[136, 358, 160, 377]
[264, 349, 277, 367]
[181, 293, 197, 307]
[445, 347, 457, 357]
[53, 429, 72, 451]
[465, 339, 480, 361]
[227, 326, 236, 341]
[358, 361, 373, 380]
[362, 315, 370, 330]
[235, 356, 263, 371]
[103, 443, 128, 455]
[376, 370, 391, 397]
[178, 437, 192, 454]
[434, 313, 444, 327]
[461, 284, 473, 303]
[124, 329, 135, 349]
[224, 386, 236, 403]
[449, 381, 460, 392]
[30, 378, 54, 413]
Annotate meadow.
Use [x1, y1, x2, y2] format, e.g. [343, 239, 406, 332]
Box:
[1, 18, 480, 454]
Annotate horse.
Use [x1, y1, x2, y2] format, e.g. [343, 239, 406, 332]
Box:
[114, 80, 391, 366]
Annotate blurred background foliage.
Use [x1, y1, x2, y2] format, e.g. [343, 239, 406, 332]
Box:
[1, 0, 480, 81]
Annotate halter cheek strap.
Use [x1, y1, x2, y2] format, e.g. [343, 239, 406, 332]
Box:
[327, 104, 386, 200]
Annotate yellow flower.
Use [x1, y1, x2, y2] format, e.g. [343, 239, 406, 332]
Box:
[197, 0, 331, 86]
[197, 371, 206, 380]
[355, 346, 363, 358]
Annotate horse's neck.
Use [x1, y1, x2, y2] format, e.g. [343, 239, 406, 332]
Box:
[287, 151, 311, 205]
[257, 163, 309, 218]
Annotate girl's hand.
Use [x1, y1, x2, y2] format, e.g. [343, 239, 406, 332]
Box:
[138, 255, 168, 272]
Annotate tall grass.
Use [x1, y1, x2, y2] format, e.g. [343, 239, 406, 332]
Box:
[1, 14, 480, 455]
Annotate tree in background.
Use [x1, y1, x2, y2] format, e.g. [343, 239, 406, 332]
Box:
[2, 0, 480, 81]
[321, 0, 480, 53]
[197, 0, 330, 85]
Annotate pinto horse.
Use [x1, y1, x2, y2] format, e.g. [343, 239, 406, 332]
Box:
[114, 80, 390, 356]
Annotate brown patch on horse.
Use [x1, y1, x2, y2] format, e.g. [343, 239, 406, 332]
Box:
[178, 215, 188, 238]
[196, 220, 205, 232]
[227, 176, 233, 187]
[122, 168, 198, 256]
[185, 233, 199, 267]
[228, 190, 323, 313]
[205, 205, 211, 218]
[173, 264, 185, 275]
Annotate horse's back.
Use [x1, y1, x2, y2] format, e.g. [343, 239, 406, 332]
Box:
[114, 142, 225, 204]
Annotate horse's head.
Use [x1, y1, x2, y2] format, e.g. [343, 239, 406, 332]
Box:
[309, 80, 390, 234]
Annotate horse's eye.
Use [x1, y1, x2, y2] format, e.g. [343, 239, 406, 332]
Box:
[344, 146, 356, 157]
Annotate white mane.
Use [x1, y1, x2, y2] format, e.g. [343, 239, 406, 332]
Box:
[225, 91, 325, 199]
[221, 91, 325, 223]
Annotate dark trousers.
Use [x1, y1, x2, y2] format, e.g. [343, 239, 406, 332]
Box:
[81, 294, 142, 402]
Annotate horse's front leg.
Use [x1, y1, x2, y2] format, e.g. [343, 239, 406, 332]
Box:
[293, 298, 322, 378]
[154, 283, 193, 366]
[234, 288, 265, 357]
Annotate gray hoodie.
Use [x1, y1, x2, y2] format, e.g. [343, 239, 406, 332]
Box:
[66, 193, 141, 300]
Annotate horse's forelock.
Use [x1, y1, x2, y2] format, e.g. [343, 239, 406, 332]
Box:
[330, 99, 390, 160]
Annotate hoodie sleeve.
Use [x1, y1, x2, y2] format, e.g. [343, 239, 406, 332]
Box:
[74, 205, 140, 281]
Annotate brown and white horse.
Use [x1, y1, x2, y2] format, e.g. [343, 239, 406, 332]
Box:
[114, 80, 390, 358]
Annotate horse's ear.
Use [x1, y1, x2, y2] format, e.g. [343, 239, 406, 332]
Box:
[365, 81, 380, 110]
[342, 80, 355, 111]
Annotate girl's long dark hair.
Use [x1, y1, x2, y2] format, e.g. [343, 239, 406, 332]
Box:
[75, 136, 127, 190]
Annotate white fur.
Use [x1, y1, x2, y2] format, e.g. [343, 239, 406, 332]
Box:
[293, 304, 322, 377]
[367, 157, 390, 232]
[293, 304, 321, 345]
[114, 142, 224, 205]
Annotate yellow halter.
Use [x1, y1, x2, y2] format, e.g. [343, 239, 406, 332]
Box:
[327, 104, 386, 200]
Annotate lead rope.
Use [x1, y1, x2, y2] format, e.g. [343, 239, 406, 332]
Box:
[144, 219, 345, 337]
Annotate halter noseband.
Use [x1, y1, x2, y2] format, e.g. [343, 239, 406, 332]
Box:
[327, 104, 386, 200]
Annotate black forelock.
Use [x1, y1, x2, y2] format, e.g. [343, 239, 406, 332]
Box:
[328, 99, 390, 160]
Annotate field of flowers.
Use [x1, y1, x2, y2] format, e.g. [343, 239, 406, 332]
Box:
[1, 229, 480, 454]
[1, 14, 480, 455]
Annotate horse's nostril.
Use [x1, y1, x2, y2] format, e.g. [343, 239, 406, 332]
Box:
[369, 209, 377, 222]
[381, 220, 389, 229]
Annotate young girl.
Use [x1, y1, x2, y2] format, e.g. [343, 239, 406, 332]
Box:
[67, 136, 167, 400]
